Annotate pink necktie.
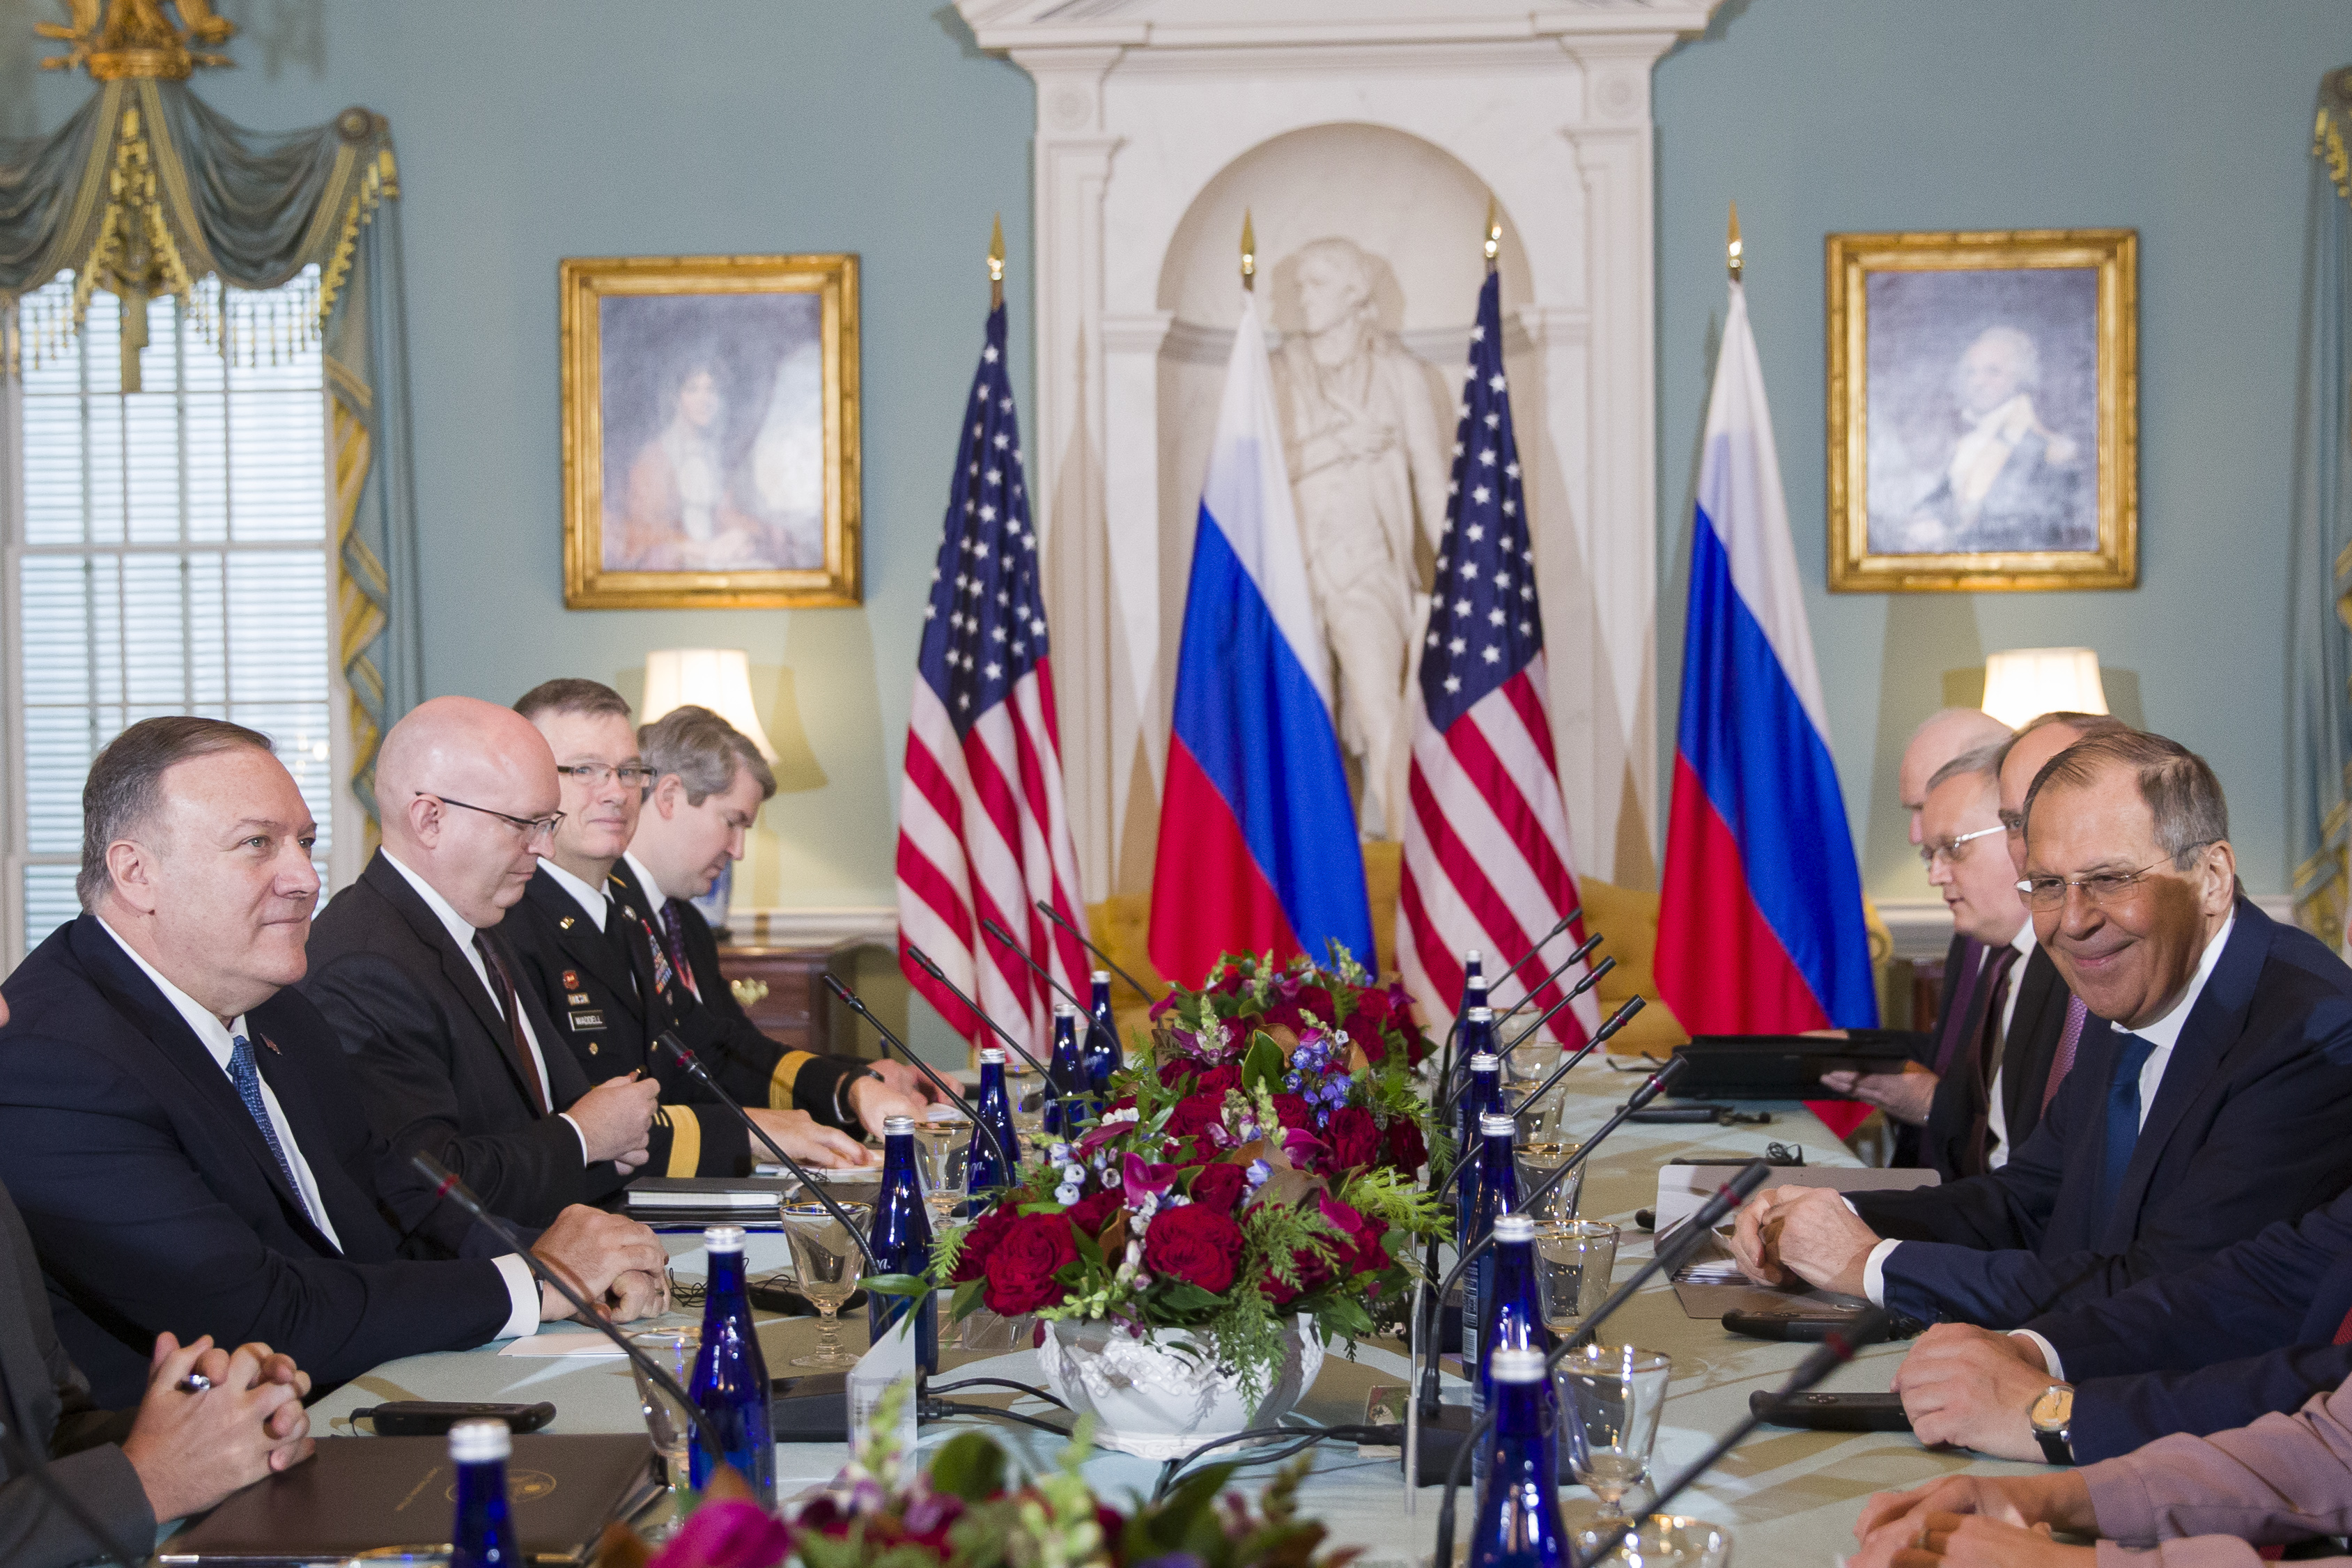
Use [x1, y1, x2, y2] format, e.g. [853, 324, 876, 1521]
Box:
[2041, 993, 2089, 1113]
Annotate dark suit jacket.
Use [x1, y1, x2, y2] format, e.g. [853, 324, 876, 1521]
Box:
[0, 917, 514, 1408]
[502, 866, 750, 1178]
[303, 851, 626, 1227]
[604, 869, 867, 1133]
[1914, 940, 2073, 1181]
[1850, 900, 2352, 1328]
[2022, 1193, 2352, 1463]
[0, 1177, 150, 1568]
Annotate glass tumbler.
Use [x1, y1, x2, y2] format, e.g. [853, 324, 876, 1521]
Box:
[626, 1326, 701, 1539]
[1556, 1342, 1671, 1522]
[1535, 1220, 1619, 1334]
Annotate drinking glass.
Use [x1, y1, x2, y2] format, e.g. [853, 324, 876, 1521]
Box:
[1007, 1067, 1050, 1156]
[781, 1201, 870, 1369]
[1515, 1139, 1585, 1225]
[1556, 1343, 1671, 1521]
[1568, 1514, 1731, 1567]
[1535, 1220, 1618, 1333]
[626, 1326, 700, 1539]
[915, 1120, 970, 1223]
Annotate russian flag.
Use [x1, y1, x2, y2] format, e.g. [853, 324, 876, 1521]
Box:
[1657, 279, 1877, 1133]
[1149, 293, 1374, 987]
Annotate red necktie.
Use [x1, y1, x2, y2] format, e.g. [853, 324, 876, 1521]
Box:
[2041, 993, 2089, 1113]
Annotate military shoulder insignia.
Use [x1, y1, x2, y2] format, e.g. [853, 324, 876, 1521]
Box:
[559, 915, 575, 931]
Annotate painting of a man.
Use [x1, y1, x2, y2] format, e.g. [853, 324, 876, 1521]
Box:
[1863, 268, 2098, 557]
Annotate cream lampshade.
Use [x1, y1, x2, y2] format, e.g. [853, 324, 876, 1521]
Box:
[1980, 647, 2109, 730]
[640, 649, 780, 761]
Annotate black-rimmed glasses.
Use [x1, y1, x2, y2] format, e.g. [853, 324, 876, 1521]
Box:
[419, 792, 564, 841]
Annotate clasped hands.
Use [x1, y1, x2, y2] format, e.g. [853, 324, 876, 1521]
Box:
[1728, 1183, 1885, 1299]
[1846, 1471, 2098, 1567]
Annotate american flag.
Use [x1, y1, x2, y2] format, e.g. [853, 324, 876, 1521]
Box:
[1397, 269, 1595, 1048]
[895, 300, 1090, 1057]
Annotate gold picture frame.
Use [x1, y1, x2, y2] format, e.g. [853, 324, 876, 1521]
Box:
[1827, 228, 2135, 593]
[561, 253, 860, 608]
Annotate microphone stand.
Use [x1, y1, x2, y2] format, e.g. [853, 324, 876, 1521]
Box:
[1490, 931, 1605, 1034]
[903, 944, 1057, 1083]
[1434, 913, 1578, 1103]
[821, 975, 1015, 1186]
[0, 1420, 151, 1567]
[979, 915, 1088, 1013]
[1431, 993, 1641, 1213]
[1565, 1308, 1889, 1568]
[1428, 1161, 1774, 1567]
[409, 1153, 734, 1456]
[1413, 1052, 1685, 1427]
[649, 1033, 882, 1273]
[1032, 899, 1154, 1002]
[1438, 938, 1604, 1116]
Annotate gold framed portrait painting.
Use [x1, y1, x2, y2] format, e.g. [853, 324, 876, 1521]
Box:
[562, 253, 860, 608]
[1827, 228, 2135, 593]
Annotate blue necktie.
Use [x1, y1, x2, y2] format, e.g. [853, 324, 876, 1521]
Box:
[2096, 1030, 2158, 1214]
[229, 1034, 304, 1201]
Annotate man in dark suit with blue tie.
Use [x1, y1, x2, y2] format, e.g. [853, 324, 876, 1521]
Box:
[0, 717, 669, 1407]
[1731, 730, 2352, 1330]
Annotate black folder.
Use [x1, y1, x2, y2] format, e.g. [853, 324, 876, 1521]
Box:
[157, 1433, 660, 1565]
[1673, 1030, 1921, 1101]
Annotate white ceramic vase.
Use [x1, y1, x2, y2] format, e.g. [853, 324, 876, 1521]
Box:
[1036, 1317, 1326, 1459]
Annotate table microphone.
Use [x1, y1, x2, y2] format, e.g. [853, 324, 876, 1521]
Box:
[1433, 993, 1642, 1210]
[902, 943, 1057, 1082]
[1437, 914, 1579, 1086]
[820, 973, 1014, 1181]
[1565, 1307, 1891, 1568]
[1414, 1050, 1684, 1427]
[1491, 931, 1604, 1032]
[1439, 939, 1604, 1114]
[978, 915, 1090, 1014]
[1428, 1160, 1773, 1564]
[647, 1032, 882, 1273]
[408, 1152, 734, 1457]
[1032, 899, 1154, 1002]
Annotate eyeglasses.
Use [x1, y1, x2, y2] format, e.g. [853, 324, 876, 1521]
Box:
[1917, 823, 2004, 868]
[419, 793, 564, 842]
[555, 762, 656, 790]
[2016, 846, 2209, 912]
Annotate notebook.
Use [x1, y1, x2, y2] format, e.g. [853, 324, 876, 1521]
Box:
[159, 1433, 660, 1565]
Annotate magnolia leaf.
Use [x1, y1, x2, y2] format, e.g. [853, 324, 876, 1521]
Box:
[1241, 1034, 1285, 1094]
[589, 1519, 652, 1568]
[1154, 1282, 1225, 1314]
[862, 1273, 932, 1299]
[927, 1430, 1007, 1500]
[950, 1278, 986, 1320]
[1258, 1163, 1328, 1211]
[1100, 1210, 1129, 1255]
[1347, 1041, 1371, 1074]
[1071, 1225, 1105, 1268]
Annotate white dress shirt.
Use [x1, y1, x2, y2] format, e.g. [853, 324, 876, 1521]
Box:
[380, 851, 589, 1163]
[98, 917, 542, 1339]
[1983, 922, 2039, 1170]
[536, 856, 610, 931]
[1864, 910, 2239, 1314]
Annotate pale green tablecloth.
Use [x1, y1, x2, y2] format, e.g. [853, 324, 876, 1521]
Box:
[311, 1073, 2036, 1566]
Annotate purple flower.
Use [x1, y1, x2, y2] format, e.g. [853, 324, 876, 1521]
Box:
[649, 1498, 791, 1568]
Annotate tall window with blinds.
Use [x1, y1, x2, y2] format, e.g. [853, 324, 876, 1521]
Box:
[3, 269, 343, 962]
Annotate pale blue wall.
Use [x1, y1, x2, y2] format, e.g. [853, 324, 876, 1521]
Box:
[1656, 0, 2352, 905]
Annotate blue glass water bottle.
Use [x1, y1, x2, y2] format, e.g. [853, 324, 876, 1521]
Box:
[449, 1419, 516, 1568]
[1042, 1002, 1089, 1135]
[689, 1225, 776, 1507]
[1474, 1212, 1551, 1475]
[1464, 1108, 1522, 1386]
[1451, 961, 1488, 1100]
[1083, 970, 1122, 1094]
[1450, 1040, 1500, 1351]
[967, 1046, 1020, 1210]
[868, 1114, 939, 1374]
[1467, 1347, 1568, 1568]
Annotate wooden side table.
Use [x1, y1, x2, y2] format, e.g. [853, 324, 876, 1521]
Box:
[711, 940, 863, 1058]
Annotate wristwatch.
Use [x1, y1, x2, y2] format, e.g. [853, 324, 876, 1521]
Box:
[2029, 1383, 2075, 1466]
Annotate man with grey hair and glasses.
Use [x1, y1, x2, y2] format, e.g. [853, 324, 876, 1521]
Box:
[1731, 730, 2352, 1358]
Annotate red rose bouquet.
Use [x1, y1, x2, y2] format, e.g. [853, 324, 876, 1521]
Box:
[933, 948, 1444, 1403]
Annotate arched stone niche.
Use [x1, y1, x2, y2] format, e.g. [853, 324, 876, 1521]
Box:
[959, 0, 1726, 903]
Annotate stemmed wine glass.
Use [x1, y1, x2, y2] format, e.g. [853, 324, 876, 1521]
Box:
[780, 1201, 870, 1369]
[1557, 1343, 1672, 1523]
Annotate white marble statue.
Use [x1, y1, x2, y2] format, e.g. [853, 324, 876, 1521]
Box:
[1269, 238, 1452, 839]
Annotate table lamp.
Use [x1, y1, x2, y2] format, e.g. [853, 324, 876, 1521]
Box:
[1979, 647, 2108, 729]
[641, 649, 780, 761]
[642, 648, 777, 938]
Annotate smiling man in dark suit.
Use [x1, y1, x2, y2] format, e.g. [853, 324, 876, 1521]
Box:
[500, 678, 871, 1174]
[0, 717, 667, 1408]
[303, 696, 665, 1227]
[1731, 730, 2352, 1330]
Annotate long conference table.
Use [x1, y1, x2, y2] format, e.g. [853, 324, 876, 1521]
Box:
[311, 1064, 2037, 1565]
